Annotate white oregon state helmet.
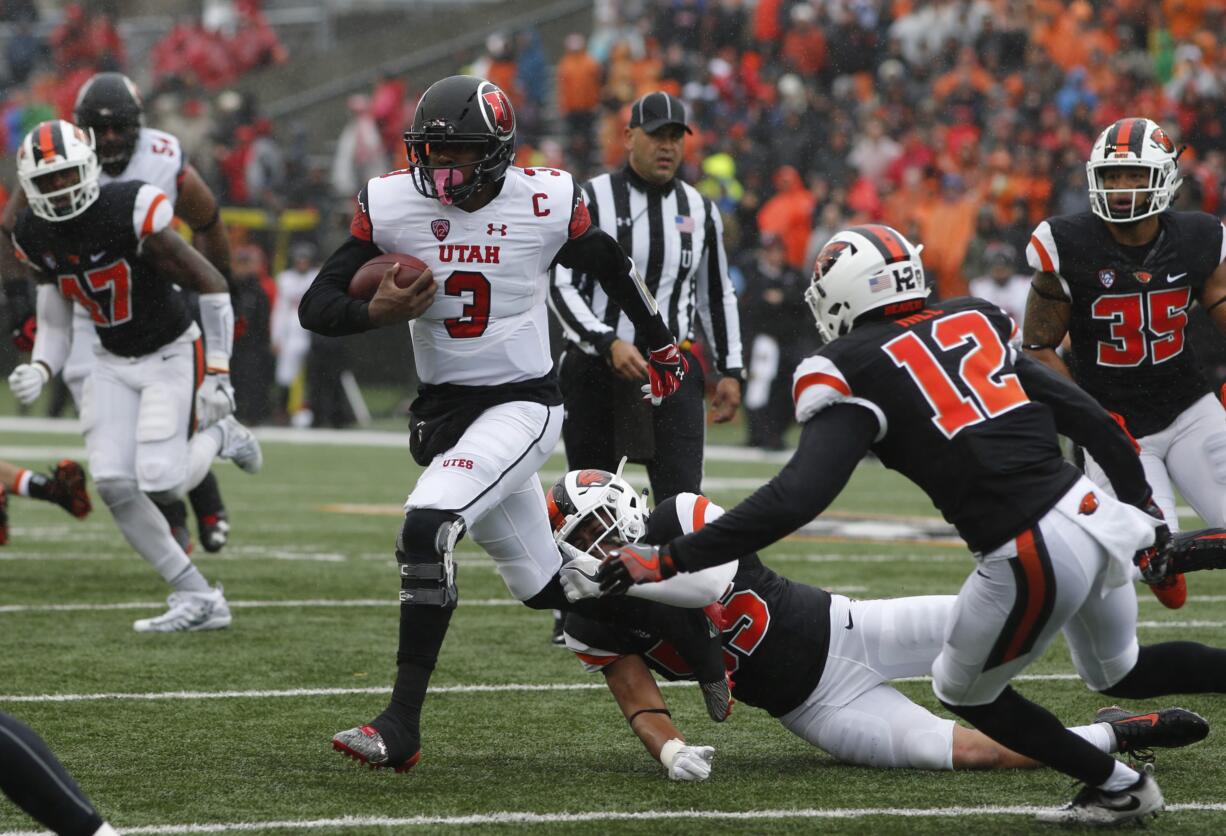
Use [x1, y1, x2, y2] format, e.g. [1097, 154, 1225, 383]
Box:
[804, 224, 928, 344]
[1086, 117, 1182, 223]
[545, 460, 647, 554]
[17, 120, 101, 222]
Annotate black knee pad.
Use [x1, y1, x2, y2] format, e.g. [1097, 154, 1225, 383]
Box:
[397, 509, 465, 608]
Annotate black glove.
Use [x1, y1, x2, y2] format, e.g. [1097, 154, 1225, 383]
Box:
[596, 542, 678, 595]
[1134, 496, 1172, 585]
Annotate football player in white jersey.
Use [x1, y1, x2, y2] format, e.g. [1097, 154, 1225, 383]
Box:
[300, 75, 703, 772]
[0, 72, 234, 555]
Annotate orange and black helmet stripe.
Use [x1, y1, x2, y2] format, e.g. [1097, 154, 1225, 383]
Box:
[850, 224, 910, 264]
[30, 122, 66, 164]
[1105, 118, 1144, 158]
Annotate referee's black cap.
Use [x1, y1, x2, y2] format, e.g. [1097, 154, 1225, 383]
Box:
[628, 91, 692, 134]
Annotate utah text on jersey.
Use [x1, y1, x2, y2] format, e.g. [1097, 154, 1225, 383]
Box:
[350, 165, 591, 387]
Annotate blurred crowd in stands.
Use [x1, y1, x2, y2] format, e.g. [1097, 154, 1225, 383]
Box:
[2, 0, 1226, 439]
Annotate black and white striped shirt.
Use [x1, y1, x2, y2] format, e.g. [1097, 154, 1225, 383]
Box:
[549, 166, 743, 376]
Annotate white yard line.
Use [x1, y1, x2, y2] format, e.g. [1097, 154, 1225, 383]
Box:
[2, 803, 1225, 834]
[0, 672, 1155, 704]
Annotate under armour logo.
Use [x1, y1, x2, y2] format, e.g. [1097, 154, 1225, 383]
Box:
[487, 223, 508, 237]
[617, 217, 635, 228]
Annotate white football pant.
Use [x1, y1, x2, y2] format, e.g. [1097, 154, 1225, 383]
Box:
[405, 401, 563, 601]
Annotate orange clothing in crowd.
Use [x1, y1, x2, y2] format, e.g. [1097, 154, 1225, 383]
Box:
[782, 25, 826, 77]
[556, 49, 603, 115]
[752, 0, 784, 44]
[757, 167, 816, 269]
[1165, 0, 1209, 40]
[920, 193, 978, 299]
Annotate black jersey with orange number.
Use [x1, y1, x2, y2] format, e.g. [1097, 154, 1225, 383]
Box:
[1027, 210, 1226, 437]
[792, 296, 1079, 554]
[563, 494, 832, 718]
[13, 180, 192, 358]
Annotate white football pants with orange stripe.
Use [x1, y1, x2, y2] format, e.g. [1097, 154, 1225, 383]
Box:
[933, 476, 1160, 706]
[1083, 393, 1226, 533]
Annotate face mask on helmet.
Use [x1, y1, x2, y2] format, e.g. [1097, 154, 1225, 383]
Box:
[804, 225, 928, 343]
[73, 72, 143, 176]
[546, 460, 647, 555]
[1086, 118, 1181, 224]
[404, 75, 516, 206]
[17, 121, 102, 222]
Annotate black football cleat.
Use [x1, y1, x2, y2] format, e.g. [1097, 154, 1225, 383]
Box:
[550, 609, 565, 646]
[1095, 705, 1209, 764]
[332, 725, 421, 773]
[46, 460, 91, 519]
[198, 510, 230, 553]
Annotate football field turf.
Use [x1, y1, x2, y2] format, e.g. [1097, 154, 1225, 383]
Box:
[2, 418, 1225, 834]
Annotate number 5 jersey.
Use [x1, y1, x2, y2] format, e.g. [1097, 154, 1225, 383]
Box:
[1027, 210, 1226, 438]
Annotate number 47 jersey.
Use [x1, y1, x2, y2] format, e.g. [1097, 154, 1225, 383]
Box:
[793, 296, 1078, 554]
[1027, 210, 1226, 438]
[352, 165, 590, 387]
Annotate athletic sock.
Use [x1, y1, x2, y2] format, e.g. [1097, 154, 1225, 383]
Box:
[941, 686, 1119, 786]
[1068, 722, 1117, 754]
[188, 471, 225, 519]
[167, 565, 211, 594]
[154, 497, 189, 532]
[17, 470, 50, 501]
[372, 603, 454, 760]
[1100, 760, 1142, 792]
[0, 711, 105, 836]
[1104, 641, 1226, 698]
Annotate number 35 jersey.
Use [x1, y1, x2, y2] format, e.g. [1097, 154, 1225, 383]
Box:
[352, 166, 590, 387]
[792, 296, 1077, 554]
[563, 493, 833, 718]
[13, 180, 193, 357]
[1027, 210, 1226, 437]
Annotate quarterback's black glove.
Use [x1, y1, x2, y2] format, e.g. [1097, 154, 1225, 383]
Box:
[597, 542, 678, 595]
[1134, 496, 1172, 585]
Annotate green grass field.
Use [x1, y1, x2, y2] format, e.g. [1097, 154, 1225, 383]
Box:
[2, 417, 1225, 835]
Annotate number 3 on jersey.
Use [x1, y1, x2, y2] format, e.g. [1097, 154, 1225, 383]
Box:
[883, 310, 1029, 438]
[443, 270, 491, 338]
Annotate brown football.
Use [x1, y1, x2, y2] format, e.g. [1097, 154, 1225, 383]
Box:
[347, 253, 430, 300]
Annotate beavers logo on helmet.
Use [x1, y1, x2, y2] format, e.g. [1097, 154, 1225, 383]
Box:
[1150, 127, 1175, 155]
[815, 240, 855, 280]
[576, 470, 610, 488]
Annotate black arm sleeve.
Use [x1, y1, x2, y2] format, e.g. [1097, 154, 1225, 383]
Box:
[554, 226, 673, 349]
[669, 403, 876, 572]
[1014, 353, 1150, 506]
[298, 235, 382, 337]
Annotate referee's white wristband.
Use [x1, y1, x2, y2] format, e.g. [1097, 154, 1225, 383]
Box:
[659, 737, 685, 769]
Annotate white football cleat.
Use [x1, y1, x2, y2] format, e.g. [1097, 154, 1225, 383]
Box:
[133, 585, 232, 633]
[1035, 772, 1163, 826]
[216, 415, 263, 474]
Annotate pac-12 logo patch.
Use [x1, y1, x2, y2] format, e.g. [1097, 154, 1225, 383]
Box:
[431, 219, 450, 241]
[1098, 269, 1116, 288]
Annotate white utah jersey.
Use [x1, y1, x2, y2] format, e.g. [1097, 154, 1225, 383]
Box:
[354, 166, 588, 386]
[100, 127, 186, 204]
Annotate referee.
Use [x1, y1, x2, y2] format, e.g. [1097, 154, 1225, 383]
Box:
[550, 91, 744, 502]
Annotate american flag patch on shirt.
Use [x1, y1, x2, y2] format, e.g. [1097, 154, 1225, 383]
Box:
[675, 215, 695, 233]
[868, 273, 893, 293]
